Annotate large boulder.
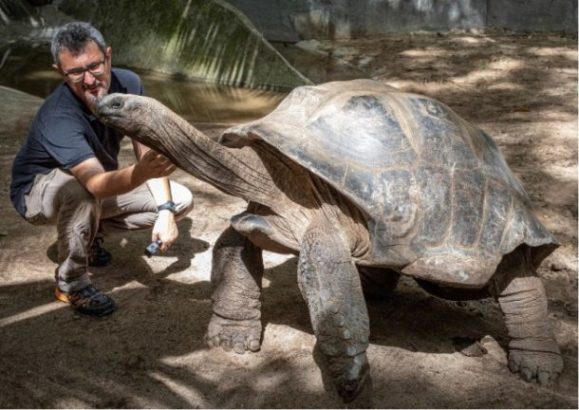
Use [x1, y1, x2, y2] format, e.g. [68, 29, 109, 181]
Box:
[0, 86, 43, 155]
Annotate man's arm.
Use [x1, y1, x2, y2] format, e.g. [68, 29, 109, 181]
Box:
[132, 140, 179, 252]
[70, 152, 176, 199]
[132, 140, 174, 206]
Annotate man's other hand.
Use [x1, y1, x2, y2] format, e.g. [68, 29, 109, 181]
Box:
[134, 150, 176, 182]
[152, 210, 178, 252]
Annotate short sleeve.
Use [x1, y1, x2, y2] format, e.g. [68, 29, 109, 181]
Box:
[126, 72, 144, 96]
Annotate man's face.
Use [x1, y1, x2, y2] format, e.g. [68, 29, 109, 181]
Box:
[54, 40, 112, 111]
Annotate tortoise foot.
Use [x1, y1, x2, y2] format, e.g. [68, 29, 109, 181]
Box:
[205, 314, 262, 354]
[327, 353, 370, 402]
[508, 349, 563, 384]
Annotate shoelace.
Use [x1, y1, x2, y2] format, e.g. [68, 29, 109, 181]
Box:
[71, 286, 107, 305]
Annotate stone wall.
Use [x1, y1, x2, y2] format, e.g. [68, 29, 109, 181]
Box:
[226, 0, 578, 41]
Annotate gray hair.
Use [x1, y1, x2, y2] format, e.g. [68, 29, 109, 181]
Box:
[51, 22, 107, 65]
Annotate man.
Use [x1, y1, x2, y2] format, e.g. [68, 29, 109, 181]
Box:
[10, 22, 194, 317]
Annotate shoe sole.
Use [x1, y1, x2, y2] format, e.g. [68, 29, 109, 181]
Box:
[77, 304, 116, 317]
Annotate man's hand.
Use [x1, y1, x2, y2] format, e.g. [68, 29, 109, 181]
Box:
[134, 150, 176, 182]
[152, 210, 178, 252]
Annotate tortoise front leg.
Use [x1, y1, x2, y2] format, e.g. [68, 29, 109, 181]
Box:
[206, 226, 263, 354]
[491, 248, 563, 384]
[298, 220, 370, 402]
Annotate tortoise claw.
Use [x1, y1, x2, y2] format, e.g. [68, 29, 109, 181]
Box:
[538, 371, 551, 385]
[508, 350, 563, 384]
[205, 314, 262, 354]
[248, 339, 261, 352]
[327, 353, 370, 402]
[205, 335, 221, 348]
[521, 367, 534, 382]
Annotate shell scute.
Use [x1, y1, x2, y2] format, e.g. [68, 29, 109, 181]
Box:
[412, 166, 452, 248]
[479, 181, 512, 255]
[450, 169, 486, 247]
[376, 169, 418, 240]
[406, 96, 480, 169]
[306, 94, 417, 170]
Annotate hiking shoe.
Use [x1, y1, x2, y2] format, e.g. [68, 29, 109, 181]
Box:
[55, 285, 116, 316]
[89, 236, 112, 267]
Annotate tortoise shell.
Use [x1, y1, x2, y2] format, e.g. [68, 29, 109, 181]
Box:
[221, 79, 558, 287]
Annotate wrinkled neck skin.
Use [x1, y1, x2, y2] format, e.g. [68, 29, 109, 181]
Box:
[131, 106, 278, 206]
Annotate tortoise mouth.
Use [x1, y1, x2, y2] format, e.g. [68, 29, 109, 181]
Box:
[95, 94, 129, 122]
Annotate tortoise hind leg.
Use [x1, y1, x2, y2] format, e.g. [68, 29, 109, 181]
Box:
[490, 247, 563, 384]
[298, 220, 370, 402]
[206, 226, 263, 354]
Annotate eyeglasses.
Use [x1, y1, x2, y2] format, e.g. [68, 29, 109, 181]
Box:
[62, 59, 106, 83]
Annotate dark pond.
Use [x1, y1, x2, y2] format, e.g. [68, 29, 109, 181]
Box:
[0, 41, 287, 126]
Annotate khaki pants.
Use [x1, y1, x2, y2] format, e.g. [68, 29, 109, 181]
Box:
[24, 169, 194, 293]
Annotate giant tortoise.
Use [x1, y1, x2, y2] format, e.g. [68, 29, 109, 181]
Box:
[95, 79, 562, 401]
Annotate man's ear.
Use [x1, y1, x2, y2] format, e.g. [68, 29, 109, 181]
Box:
[105, 46, 112, 60]
[52, 63, 64, 75]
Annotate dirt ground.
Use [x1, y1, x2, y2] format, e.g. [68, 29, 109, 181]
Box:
[0, 31, 577, 408]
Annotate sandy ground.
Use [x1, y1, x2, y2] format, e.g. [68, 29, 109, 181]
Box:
[0, 31, 577, 408]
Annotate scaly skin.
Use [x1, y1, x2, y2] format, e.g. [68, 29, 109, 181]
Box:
[205, 227, 263, 354]
[491, 249, 563, 384]
[298, 219, 370, 402]
[497, 276, 563, 383]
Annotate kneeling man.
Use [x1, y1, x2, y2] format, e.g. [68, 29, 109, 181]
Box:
[10, 22, 194, 316]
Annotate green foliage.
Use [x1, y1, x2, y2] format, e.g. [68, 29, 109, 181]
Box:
[57, 0, 310, 89]
[0, 0, 39, 27]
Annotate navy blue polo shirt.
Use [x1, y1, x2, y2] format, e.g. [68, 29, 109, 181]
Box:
[10, 68, 144, 217]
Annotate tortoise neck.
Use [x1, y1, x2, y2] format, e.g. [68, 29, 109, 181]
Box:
[137, 113, 276, 203]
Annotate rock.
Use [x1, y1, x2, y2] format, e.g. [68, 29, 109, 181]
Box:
[453, 336, 488, 357]
[549, 261, 566, 271]
[480, 335, 508, 366]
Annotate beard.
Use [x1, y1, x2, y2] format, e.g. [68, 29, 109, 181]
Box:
[82, 81, 109, 112]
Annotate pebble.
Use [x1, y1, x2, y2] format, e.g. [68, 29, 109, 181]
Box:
[549, 262, 566, 271]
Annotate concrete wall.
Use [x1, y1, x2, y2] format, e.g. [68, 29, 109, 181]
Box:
[226, 0, 578, 41]
[487, 0, 578, 32]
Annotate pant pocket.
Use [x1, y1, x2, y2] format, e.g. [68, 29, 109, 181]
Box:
[24, 169, 58, 225]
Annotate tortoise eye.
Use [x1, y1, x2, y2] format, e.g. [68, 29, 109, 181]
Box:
[110, 99, 124, 110]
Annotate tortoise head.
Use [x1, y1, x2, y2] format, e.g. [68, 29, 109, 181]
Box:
[95, 93, 174, 147]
